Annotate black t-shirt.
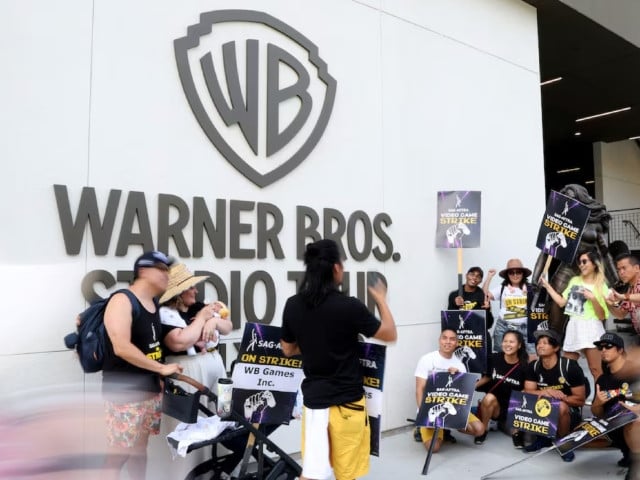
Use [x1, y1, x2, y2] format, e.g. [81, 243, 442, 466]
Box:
[525, 356, 586, 397]
[103, 293, 165, 401]
[596, 367, 636, 414]
[484, 353, 525, 417]
[281, 290, 381, 408]
[447, 287, 493, 329]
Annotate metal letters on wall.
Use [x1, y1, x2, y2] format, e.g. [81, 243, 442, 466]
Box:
[175, 10, 337, 188]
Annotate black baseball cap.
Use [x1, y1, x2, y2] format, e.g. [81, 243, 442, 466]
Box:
[133, 251, 173, 277]
[593, 332, 625, 349]
[533, 328, 562, 344]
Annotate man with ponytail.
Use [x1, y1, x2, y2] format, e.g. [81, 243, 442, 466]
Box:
[281, 239, 397, 480]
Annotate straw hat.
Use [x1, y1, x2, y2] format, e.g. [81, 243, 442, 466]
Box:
[159, 263, 209, 303]
[498, 258, 532, 279]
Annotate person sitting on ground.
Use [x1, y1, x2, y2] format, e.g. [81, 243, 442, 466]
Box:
[523, 329, 586, 462]
[414, 328, 485, 452]
[424, 266, 493, 445]
[591, 332, 640, 478]
[474, 330, 528, 447]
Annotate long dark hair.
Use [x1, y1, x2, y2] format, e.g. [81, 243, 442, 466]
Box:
[299, 239, 342, 307]
[502, 330, 528, 367]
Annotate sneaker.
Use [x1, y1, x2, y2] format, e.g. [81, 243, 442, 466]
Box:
[443, 429, 457, 444]
[488, 420, 498, 431]
[562, 450, 575, 462]
[474, 432, 488, 445]
[524, 436, 552, 453]
[413, 427, 422, 443]
[512, 431, 524, 449]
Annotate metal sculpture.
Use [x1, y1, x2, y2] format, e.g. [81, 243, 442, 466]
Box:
[531, 184, 627, 334]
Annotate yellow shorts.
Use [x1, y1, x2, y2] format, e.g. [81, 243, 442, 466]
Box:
[302, 396, 370, 480]
[420, 412, 480, 442]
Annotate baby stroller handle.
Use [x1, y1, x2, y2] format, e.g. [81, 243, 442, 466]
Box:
[167, 373, 213, 397]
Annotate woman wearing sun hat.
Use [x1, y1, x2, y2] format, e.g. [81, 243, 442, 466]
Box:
[483, 259, 537, 360]
[159, 263, 233, 392]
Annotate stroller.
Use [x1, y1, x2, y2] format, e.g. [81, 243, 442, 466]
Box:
[164, 373, 301, 480]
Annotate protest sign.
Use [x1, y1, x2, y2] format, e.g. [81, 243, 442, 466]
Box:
[231, 323, 304, 424]
[441, 310, 487, 374]
[527, 289, 549, 343]
[506, 391, 560, 438]
[416, 372, 479, 430]
[535, 190, 590, 263]
[360, 341, 386, 456]
[436, 191, 481, 248]
[555, 402, 638, 455]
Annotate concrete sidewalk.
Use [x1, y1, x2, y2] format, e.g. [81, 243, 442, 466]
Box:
[366, 425, 628, 480]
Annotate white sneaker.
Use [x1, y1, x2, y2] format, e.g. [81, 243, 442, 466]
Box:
[488, 420, 498, 431]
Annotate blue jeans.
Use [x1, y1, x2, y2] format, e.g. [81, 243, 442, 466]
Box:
[493, 318, 536, 355]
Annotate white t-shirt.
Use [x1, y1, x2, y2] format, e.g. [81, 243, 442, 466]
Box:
[414, 350, 466, 379]
[490, 284, 528, 323]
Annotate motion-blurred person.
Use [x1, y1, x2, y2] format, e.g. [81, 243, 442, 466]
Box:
[102, 251, 183, 479]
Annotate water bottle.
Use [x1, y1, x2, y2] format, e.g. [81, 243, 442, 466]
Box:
[217, 378, 233, 418]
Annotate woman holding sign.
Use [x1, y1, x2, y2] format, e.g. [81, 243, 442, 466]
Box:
[539, 250, 609, 382]
[474, 330, 528, 447]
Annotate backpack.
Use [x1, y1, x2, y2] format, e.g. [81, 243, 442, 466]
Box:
[533, 356, 591, 399]
[63, 289, 140, 373]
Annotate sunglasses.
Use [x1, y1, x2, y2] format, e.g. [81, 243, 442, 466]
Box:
[596, 344, 617, 351]
[578, 259, 590, 265]
[507, 269, 523, 275]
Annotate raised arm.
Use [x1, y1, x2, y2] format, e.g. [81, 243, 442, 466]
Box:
[368, 279, 397, 342]
[483, 269, 496, 299]
[539, 276, 567, 308]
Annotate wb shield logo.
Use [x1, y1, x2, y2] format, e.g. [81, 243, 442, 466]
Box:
[175, 10, 337, 188]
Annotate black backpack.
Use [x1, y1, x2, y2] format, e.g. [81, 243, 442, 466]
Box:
[533, 356, 591, 399]
[64, 289, 140, 373]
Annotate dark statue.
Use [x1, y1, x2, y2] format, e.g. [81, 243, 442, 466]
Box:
[531, 184, 628, 334]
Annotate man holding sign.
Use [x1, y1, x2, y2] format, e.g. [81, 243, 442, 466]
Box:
[280, 239, 397, 480]
[591, 333, 640, 474]
[414, 328, 485, 452]
[523, 329, 587, 462]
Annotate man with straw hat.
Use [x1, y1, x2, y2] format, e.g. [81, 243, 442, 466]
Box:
[159, 263, 232, 392]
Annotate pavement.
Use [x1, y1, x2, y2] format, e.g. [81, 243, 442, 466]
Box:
[364, 424, 628, 480]
[363, 328, 638, 480]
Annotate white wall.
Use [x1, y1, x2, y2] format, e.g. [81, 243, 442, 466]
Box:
[595, 140, 640, 210]
[1, 0, 545, 471]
